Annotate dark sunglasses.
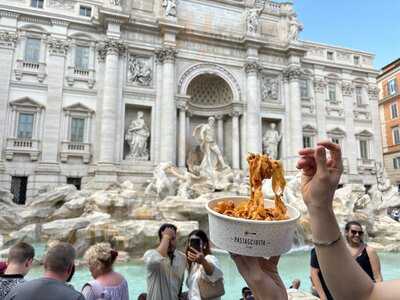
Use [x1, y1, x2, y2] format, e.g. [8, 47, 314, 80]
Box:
[350, 230, 364, 236]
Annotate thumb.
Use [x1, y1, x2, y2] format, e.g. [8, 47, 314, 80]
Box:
[315, 146, 328, 174]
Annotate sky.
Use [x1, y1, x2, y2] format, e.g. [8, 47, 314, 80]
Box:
[291, 0, 400, 69]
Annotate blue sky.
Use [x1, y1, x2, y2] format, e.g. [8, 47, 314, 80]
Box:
[292, 0, 400, 69]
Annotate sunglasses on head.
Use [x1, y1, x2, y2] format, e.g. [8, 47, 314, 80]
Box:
[350, 229, 364, 236]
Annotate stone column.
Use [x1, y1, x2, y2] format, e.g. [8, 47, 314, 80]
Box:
[245, 61, 262, 154]
[313, 77, 328, 139]
[40, 38, 70, 164]
[156, 47, 178, 164]
[284, 66, 303, 172]
[177, 102, 187, 168]
[97, 39, 126, 164]
[0, 31, 17, 173]
[215, 115, 224, 153]
[231, 111, 241, 170]
[153, 57, 163, 164]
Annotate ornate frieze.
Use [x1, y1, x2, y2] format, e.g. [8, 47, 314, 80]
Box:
[127, 55, 152, 86]
[313, 78, 327, 93]
[0, 31, 17, 49]
[155, 47, 177, 63]
[283, 66, 303, 81]
[97, 39, 127, 61]
[110, 0, 121, 6]
[47, 38, 70, 56]
[244, 61, 262, 74]
[341, 82, 354, 97]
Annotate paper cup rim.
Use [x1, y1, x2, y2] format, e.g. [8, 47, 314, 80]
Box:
[206, 196, 301, 225]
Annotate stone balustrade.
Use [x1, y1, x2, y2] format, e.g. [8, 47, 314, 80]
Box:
[60, 141, 91, 163]
[5, 137, 41, 161]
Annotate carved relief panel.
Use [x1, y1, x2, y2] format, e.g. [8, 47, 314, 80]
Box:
[127, 54, 153, 87]
[261, 73, 281, 103]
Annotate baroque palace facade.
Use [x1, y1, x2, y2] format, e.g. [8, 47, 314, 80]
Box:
[0, 0, 382, 202]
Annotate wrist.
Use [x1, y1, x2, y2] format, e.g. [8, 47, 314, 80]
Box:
[306, 202, 334, 215]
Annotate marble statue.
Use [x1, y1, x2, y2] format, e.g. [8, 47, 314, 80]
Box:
[125, 111, 150, 161]
[162, 0, 177, 17]
[168, 166, 201, 199]
[263, 123, 281, 159]
[128, 56, 152, 86]
[288, 15, 302, 42]
[193, 117, 228, 179]
[246, 8, 262, 34]
[145, 162, 175, 200]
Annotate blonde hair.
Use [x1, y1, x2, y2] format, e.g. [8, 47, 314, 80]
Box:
[84, 243, 117, 276]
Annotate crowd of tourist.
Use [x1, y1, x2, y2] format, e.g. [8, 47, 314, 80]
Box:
[1, 141, 399, 300]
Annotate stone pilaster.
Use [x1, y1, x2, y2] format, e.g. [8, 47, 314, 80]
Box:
[40, 38, 70, 164]
[0, 31, 17, 176]
[284, 65, 303, 172]
[215, 115, 224, 153]
[368, 83, 383, 165]
[156, 47, 178, 164]
[313, 77, 328, 139]
[341, 71, 358, 176]
[244, 61, 262, 154]
[230, 111, 241, 170]
[177, 101, 187, 168]
[153, 56, 163, 164]
[97, 39, 126, 164]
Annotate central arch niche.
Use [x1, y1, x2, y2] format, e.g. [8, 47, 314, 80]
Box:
[184, 74, 236, 167]
[187, 74, 233, 108]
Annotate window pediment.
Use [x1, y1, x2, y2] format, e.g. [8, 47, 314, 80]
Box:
[327, 127, 346, 137]
[303, 125, 317, 135]
[356, 129, 373, 138]
[10, 97, 44, 110]
[63, 102, 94, 114]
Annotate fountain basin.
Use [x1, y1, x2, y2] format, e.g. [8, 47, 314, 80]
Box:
[206, 196, 301, 257]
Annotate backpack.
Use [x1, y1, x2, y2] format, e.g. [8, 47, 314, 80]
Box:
[82, 280, 111, 300]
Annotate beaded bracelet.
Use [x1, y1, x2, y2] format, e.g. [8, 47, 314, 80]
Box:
[312, 234, 341, 247]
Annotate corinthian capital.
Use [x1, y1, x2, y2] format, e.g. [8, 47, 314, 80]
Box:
[283, 66, 303, 81]
[155, 47, 178, 63]
[0, 31, 18, 49]
[47, 38, 70, 56]
[97, 39, 127, 61]
[244, 61, 262, 74]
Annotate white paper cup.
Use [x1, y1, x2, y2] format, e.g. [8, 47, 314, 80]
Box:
[206, 196, 301, 257]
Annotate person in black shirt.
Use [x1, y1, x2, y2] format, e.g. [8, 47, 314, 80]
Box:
[310, 248, 333, 300]
[0, 242, 34, 299]
[344, 221, 382, 282]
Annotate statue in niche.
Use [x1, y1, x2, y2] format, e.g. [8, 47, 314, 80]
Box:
[162, 0, 177, 17]
[288, 14, 302, 42]
[246, 7, 263, 34]
[262, 77, 279, 101]
[128, 56, 152, 86]
[125, 111, 150, 161]
[263, 123, 281, 160]
[193, 117, 229, 180]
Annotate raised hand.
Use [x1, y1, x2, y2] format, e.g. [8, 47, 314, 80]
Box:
[231, 255, 287, 300]
[187, 247, 205, 264]
[296, 141, 343, 210]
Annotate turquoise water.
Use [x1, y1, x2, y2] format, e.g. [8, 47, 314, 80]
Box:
[28, 250, 400, 299]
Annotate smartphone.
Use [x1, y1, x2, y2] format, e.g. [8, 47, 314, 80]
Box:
[189, 237, 202, 252]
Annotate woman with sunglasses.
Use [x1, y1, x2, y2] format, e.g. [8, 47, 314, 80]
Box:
[344, 221, 382, 282]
